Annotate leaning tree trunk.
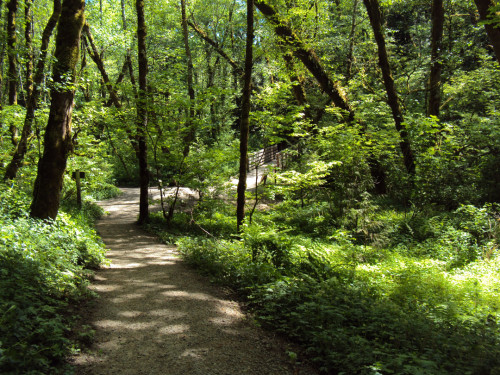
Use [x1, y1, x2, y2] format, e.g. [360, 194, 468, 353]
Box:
[474, 0, 500, 65]
[363, 0, 416, 176]
[236, 0, 254, 232]
[428, 0, 444, 117]
[30, 0, 85, 220]
[255, 0, 387, 193]
[136, 0, 149, 224]
[3, 0, 61, 181]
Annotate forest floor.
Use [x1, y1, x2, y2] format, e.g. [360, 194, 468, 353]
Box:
[70, 187, 317, 375]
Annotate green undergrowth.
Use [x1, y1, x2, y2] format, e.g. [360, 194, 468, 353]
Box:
[149, 201, 500, 374]
[0, 184, 107, 374]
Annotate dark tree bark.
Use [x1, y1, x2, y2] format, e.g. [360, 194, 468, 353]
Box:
[236, 0, 254, 232]
[3, 0, 61, 181]
[0, 0, 4, 109]
[346, 0, 359, 82]
[428, 0, 444, 117]
[363, 0, 416, 175]
[136, 0, 149, 224]
[30, 0, 85, 220]
[474, 0, 500, 65]
[6, 0, 17, 106]
[121, 0, 126, 30]
[181, 0, 196, 157]
[24, 0, 33, 101]
[7, 0, 18, 145]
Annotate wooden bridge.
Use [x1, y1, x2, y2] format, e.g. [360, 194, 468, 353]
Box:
[248, 144, 288, 171]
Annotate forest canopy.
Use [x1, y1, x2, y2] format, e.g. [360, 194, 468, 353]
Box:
[1, 0, 500, 373]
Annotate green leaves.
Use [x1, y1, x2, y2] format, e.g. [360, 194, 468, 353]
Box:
[0, 186, 107, 374]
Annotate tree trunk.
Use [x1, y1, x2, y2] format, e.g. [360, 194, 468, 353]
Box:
[236, 0, 254, 232]
[24, 0, 33, 101]
[3, 0, 61, 181]
[30, 0, 85, 220]
[6, 0, 17, 106]
[136, 0, 149, 224]
[181, 0, 196, 157]
[121, 0, 126, 30]
[255, 0, 387, 192]
[474, 0, 500, 65]
[83, 23, 121, 108]
[0, 0, 4, 110]
[428, 0, 444, 117]
[7, 0, 18, 145]
[346, 0, 359, 82]
[363, 0, 416, 175]
[188, 20, 243, 75]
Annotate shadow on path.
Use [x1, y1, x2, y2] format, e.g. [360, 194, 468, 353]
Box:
[71, 188, 316, 375]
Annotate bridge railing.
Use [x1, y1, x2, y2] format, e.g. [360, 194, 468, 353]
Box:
[248, 144, 289, 171]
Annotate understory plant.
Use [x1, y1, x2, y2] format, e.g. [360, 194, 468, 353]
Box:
[0, 184, 107, 374]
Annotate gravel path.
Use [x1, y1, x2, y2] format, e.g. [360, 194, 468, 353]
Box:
[71, 188, 317, 375]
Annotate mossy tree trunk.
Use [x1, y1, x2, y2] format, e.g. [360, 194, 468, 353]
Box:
[136, 0, 149, 224]
[7, 0, 18, 145]
[30, 0, 85, 220]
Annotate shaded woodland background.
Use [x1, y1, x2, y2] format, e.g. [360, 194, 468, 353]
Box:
[1, 0, 500, 373]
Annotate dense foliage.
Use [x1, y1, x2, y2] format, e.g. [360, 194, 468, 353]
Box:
[0, 168, 115, 373]
[146, 200, 500, 374]
[1, 0, 500, 373]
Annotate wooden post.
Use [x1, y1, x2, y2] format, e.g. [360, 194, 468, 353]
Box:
[75, 170, 82, 208]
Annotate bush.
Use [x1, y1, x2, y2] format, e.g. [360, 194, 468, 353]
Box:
[0, 185, 107, 374]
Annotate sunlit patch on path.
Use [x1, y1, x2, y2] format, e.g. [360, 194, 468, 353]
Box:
[70, 188, 317, 375]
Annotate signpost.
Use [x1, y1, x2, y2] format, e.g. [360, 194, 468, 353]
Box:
[71, 170, 86, 208]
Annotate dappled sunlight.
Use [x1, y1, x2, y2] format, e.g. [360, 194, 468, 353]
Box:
[72, 188, 306, 375]
[158, 324, 190, 335]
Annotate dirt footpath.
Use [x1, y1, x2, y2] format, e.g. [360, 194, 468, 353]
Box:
[71, 188, 317, 375]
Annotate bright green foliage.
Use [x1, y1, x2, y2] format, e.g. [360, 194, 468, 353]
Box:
[154, 200, 500, 374]
[0, 185, 106, 374]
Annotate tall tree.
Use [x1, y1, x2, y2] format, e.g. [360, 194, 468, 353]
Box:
[180, 0, 195, 157]
[346, 0, 359, 82]
[136, 0, 149, 224]
[30, 0, 85, 220]
[363, 0, 416, 175]
[6, 0, 18, 145]
[474, 0, 500, 65]
[236, 0, 254, 231]
[428, 0, 444, 117]
[24, 0, 33, 101]
[3, 0, 61, 181]
[6, 0, 16, 106]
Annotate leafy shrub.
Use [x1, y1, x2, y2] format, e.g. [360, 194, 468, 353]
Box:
[0, 186, 107, 374]
[170, 215, 500, 374]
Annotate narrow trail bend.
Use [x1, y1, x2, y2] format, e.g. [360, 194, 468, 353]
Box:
[71, 188, 316, 375]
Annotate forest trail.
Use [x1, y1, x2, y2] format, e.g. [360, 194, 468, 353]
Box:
[71, 188, 316, 375]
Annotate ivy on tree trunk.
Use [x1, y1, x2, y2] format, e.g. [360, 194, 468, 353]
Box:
[30, 0, 85, 220]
